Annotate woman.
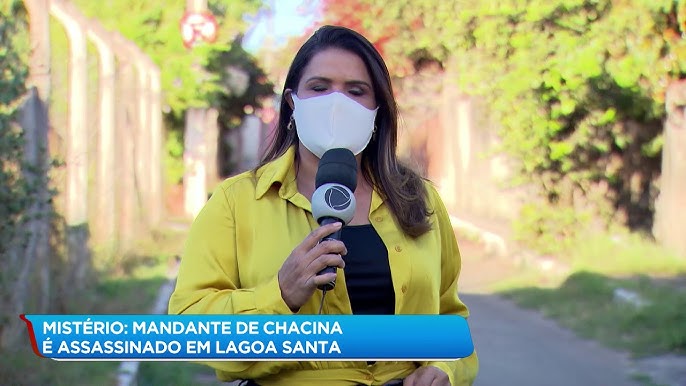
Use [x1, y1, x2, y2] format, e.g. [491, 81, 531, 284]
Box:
[168, 25, 479, 386]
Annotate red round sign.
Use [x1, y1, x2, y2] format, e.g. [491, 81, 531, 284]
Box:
[180, 12, 218, 48]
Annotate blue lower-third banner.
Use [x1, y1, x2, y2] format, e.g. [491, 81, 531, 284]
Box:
[20, 314, 474, 361]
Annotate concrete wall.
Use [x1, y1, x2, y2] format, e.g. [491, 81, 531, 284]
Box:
[654, 81, 686, 257]
[395, 65, 528, 238]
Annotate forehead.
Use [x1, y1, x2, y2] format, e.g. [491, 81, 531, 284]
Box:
[299, 47, 372, 83]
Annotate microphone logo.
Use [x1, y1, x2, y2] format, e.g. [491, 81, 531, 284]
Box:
[324, 186, 352, 211]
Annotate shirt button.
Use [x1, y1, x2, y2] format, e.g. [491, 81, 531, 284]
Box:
[402, 285, 408, 293]
[374, 216, 383, 222]
[395, 245, 402, 252]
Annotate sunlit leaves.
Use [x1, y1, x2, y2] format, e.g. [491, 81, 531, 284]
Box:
[72, 0, 261, 114]
[320, 0, 681, 237]
[0, 0, 30, 255]
[549, 141, 574, 161]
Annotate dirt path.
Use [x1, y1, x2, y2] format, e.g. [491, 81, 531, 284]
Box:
[457, 237, 686, 386]
[462, 293, 641, 386]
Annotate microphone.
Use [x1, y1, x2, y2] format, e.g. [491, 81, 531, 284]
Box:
[311, 148, 357, 291]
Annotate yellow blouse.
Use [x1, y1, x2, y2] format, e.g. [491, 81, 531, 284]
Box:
[168, 146, 479, 386]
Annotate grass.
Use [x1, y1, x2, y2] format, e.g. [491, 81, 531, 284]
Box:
[499, 229, 686, 358]
[0, 336, 222, 386]
[0, 275, 173, 386]
[0, 351, 116, 386]
[137, 361, 224, 386]
[0, 226, 194, 386]
[502, 271, 686, 357]
[567, 232, 686, 277]
[631, 373, 670, 386]
[631, 373, 653, 385]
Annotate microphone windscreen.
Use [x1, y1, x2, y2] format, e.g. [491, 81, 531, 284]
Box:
[315, 148, 357, 192]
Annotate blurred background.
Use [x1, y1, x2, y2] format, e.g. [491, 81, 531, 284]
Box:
[1, 0, 685, 385]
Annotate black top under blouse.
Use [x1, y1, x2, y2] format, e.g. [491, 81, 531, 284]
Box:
[340, 224, 395, 315]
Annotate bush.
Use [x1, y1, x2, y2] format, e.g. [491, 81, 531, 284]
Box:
[0, 0, 29, 258]
[513, 202, 592, 255]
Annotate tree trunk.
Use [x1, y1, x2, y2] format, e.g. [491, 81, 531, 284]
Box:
[654, 81, 686, 257]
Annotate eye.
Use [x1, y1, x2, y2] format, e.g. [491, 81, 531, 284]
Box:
[311, 84, 328, 92]
[348, 87, 365, 96]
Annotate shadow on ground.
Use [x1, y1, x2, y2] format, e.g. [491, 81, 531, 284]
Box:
[464, 293, 642, 386]
[460, 266, 686, 386]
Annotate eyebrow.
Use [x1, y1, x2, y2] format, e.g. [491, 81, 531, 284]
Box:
[304, 76, 372, 89]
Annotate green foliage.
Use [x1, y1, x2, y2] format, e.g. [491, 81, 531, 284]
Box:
[206, 37, 274, 129]
[322, 0, 686, 251]
[72, 1, 274, 178]
[205, 37, 274, 176]
[503, 271, 686, 356]
[565, 225, 685, 272]
[72, 0, 263, 115]
[1, 1, 62, 347]
[164, 127, 185, 185]
[0, 347, 116, 386]
[0, 227, 188, 385]
[0, 0, 30, 256]
[513, 202, 592, 255]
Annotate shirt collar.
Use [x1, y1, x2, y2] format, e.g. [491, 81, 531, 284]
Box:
[370, 187, 383, 213]
[255, 145, 298, 200]
[255, 145, 385, 214]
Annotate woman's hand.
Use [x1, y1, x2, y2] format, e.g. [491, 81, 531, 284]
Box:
[404, 366, 450, 386]
[278, 222, 347, 311]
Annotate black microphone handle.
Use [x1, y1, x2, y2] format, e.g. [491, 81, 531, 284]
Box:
[316, 217, 343, 291]
[320, 216, 343, 241]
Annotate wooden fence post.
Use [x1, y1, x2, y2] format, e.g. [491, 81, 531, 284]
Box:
[134, 48, 152, 226]
[111, 32, 139, 250]
[148, 59, 163, 227]
[184, 108, 208, 218]
[87, 24, 117, 247]
[49, 0, 91, 287]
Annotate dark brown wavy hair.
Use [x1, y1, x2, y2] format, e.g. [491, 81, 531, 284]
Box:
[258, 25, 432, 237]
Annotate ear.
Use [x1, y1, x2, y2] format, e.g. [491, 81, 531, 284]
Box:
[284, 88, 295, 110]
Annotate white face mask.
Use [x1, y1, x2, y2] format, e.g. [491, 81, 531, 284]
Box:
[291, 92, 378, 159]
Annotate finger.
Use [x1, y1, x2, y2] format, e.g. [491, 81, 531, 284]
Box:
[298, 240, 346, 269]
[404, 368, 437, 386]
[310, 239, 347, 258]
[418, 374, 436, 386]
[403, 372, 417, 386]
[298, 222, 343, 252]
[429, 378, 447, 386]
[309, 253, 345, 273]
[310, 272, 338, 288]
[416, 369, 439, 386]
